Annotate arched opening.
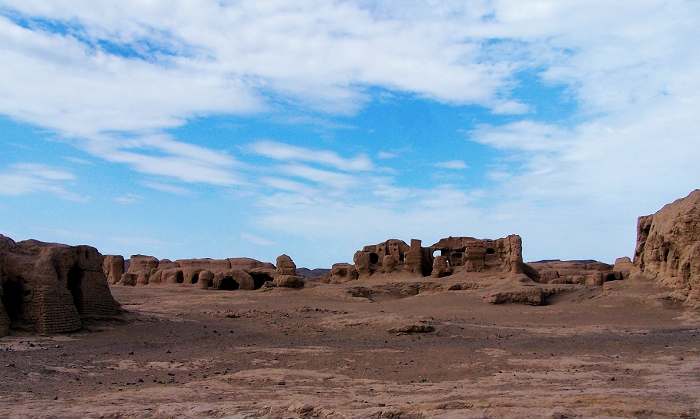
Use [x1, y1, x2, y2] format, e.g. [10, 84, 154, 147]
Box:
[2, 279, 24, 323]
[191, 272, 199, 284]
[67, 265, 84, 315]
[208, 279, 214, 288]
[369, 253, 379, 264]
[220, 276, 239, 291]
[250, 272, 273, 290]
[432, 250, 441, 258]
[176, 271, 184, 284]
[486, 248, 496, 255]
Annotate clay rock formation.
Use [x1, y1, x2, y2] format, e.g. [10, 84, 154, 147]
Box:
[102, 255, 124, 285]
[272, 254, 304, 288]
[633, 190, 700, 302]
[276, 254, 297, 276]
[614, 257, 633, 280]
[0, 235, 119, 336]
[321, 263, 358, 284]
[526, 260, 620, 285]
[114, 254, 276, 291]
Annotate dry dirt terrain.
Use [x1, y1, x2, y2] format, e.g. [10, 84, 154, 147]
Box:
[1, 275, 700, 419]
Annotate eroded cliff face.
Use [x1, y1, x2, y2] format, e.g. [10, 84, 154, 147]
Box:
[633, 190, 700, 303]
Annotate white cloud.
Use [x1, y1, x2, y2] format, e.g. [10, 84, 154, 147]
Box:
[112, 194, 142, 204]
[278, 163, 361, 193]
[0, 1, 535, 143]
[435, 160, 468, 169]
[83, 134, 241, 186]
[0, 163, 85, 200]
[141, 181, 191, 196]
[377, 151, 396, 159]
[249, 140, 374, 172]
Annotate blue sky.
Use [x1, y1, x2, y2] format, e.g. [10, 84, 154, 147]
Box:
[1, 1, 699, 268]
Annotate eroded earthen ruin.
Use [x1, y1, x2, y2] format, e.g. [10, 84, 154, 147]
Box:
[323, 235, 530, 283]
[0, 235, 119, 337]
[632, 189, 700, 303]
[108, 253, 305, 290]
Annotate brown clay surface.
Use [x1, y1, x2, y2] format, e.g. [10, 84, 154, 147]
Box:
[1, 276, 700, 418]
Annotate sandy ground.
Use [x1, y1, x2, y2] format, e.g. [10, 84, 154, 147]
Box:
[1, 275, 700, 418]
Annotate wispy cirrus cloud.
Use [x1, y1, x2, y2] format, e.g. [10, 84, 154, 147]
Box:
[141, 181, 192, 196]
[248, 140, 374, 172]
[435, 160, 468, 170]
[0, 163, 84, 201]
[82, 134, 241, 186]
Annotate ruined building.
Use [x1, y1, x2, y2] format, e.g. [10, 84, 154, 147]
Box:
[324, 235, 528, 282]
[0, 235, 120, 337]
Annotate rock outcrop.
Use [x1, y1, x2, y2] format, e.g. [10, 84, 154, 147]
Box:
[526, 260, 620, 285]
[0, 235, 119, 336]
[633, 190, 700, 303]
[102, 255, 124, 285]
[272, 254, 304, 288]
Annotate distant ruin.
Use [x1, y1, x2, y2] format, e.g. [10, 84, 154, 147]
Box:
[0, 235, 119, 337]
[324, 235, 529, 283]
[107, 253, 305, 290]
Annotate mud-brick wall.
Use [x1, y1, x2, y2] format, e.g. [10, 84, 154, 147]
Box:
[28, 286, 81, 334]
[81, 271, 120, 316]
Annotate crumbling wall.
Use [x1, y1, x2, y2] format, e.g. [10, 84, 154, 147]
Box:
[632, 189, 700, 303]
[327, 234, 526, 282]
[430, 235, 526, 276]
[0, 235, 119, 336]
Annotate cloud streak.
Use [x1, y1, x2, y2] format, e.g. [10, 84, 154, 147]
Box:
[0, 163, 84, 201]
[249, 140, 374, 172]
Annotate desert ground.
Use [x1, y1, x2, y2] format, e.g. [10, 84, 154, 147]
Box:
[1, 274, 699, 419]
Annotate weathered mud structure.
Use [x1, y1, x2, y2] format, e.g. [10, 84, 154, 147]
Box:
[108, 253, 304, 290]
[325, 235, 529, 282]
[633, 189, 700, 303]
[0, 235, 119, 337]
